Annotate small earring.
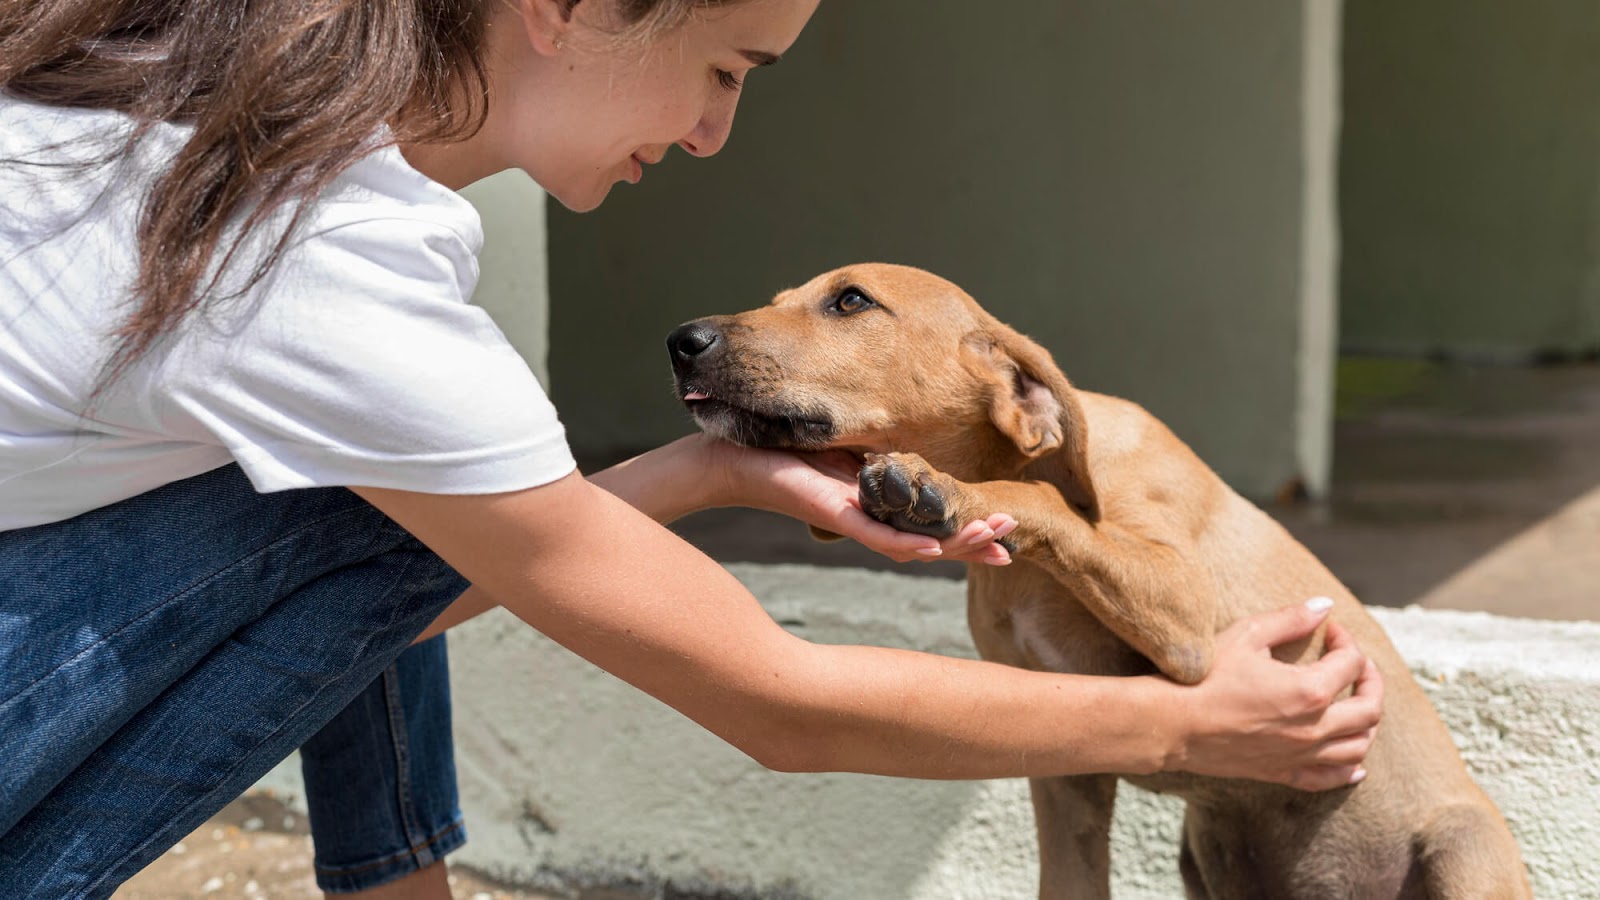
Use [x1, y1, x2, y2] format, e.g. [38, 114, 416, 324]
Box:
[553, 36, 564, 51]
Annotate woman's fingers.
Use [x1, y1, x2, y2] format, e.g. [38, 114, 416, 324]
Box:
[949, 519, 993, 547]
[1179, 600, 1388, 792]
[1310, 659, 1385, 740]
[1287, 764, 1369, 792]
[837, 510, 941, 562]
[758, 448, 1018, 566]
[1312, 726, 1379, 767]
[827, 506, 1016, 566]
[1353, 656, 1384, 703]
[938, 515, 1015, 565]
[1224, 596, 1337, 653]
[1296, 622, 1384, 719]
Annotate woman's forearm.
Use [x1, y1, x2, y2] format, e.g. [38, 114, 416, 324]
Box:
[364, 474, 1179, 781]
[586, 435, 730, 525]
[410, 438, 726, 644]
[363, 463, 1376, 792]
[732, 640, 1181, 779]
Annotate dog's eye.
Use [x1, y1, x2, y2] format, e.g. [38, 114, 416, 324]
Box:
[829, 288, 875, 316]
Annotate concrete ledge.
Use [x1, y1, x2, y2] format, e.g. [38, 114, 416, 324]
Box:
[259, 563, 1600, 898]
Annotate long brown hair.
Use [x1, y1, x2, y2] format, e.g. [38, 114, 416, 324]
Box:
[0, 0, 736, 388]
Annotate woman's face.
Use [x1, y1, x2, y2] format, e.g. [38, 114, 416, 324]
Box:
[484, 0, 821, 211]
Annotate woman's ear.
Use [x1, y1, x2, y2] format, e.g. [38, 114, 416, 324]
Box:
[966, 326, 1101, 521]
[512, 0, 575, 56]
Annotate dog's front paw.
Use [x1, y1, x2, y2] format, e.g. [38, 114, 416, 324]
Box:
[858, 452, 962, 539]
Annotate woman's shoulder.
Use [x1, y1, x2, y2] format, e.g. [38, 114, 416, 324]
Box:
[1, 91, 132, 150]
[312, 142, 484, 257]
[0, 92, 482, 257]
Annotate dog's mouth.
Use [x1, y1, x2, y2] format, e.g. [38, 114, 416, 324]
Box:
[678, 384, 837, 451]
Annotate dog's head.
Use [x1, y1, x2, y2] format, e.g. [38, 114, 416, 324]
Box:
[667, 263, 1098, 518]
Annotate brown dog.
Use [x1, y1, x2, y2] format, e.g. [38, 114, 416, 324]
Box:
[666, 263, 1530, 899]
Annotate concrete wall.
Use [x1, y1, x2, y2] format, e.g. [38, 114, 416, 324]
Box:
[255, 564, 1600, 899]
[1340, 0, 1600, 360]
[547, 1, 1342, 498]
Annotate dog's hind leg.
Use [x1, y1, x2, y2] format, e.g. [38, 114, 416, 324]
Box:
[1029, 774, 1117, 900]
[1416, 805, 1531, 899]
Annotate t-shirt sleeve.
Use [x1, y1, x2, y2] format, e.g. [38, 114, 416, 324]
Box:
[157, 216, 577, 495]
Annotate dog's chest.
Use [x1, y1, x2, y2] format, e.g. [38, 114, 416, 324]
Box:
[967, 566, 1150, 677]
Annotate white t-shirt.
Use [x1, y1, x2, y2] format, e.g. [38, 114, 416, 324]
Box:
[0, 95, 577, 531]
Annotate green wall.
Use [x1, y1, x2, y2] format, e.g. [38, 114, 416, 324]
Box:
[548, 1, 1339, 499]
[1341, 0, 1600, 359]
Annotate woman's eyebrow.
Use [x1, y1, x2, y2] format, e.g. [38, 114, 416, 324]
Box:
[739, 49, 781, 66]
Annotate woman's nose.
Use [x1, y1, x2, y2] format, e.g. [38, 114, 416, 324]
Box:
[678, 95, 739, 158]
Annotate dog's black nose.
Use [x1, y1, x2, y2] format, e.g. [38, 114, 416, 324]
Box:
[667, 322, 720, 361]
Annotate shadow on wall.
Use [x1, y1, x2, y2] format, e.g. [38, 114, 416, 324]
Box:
[1330, 0, 1600, 619]
[1280, 360, 1600, 619]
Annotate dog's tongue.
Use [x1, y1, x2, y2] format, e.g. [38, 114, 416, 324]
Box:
[684, 391, 710, 401]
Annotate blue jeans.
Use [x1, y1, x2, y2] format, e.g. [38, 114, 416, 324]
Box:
[0, 464, 469, 897]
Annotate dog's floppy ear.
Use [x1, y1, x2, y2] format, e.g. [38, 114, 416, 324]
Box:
[965, 325, 1100, 521]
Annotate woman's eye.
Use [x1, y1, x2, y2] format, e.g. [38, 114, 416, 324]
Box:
[830, 289, 874, 315]
[715, 69, 744, 92]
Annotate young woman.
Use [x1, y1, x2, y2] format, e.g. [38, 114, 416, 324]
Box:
[0, 1, 1383, 897]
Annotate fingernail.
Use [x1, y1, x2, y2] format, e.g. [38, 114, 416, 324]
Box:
[1305, 596, 1334, 614]
[984, 556, 1012, 566]
[915, 547, 942, 557]
[964, 527, 994, 546]
[993, 519, 1018, 538]
[1348, 767, 1368, 785]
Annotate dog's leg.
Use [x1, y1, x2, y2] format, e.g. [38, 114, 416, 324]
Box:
[1416, 805, 1532, 899]
[1029, 774, 1117, 900]
[860, 452, 1218, 684]
[1177, 823, 1211, 900]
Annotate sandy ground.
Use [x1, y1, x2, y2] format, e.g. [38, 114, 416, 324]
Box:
[117, 360, 1598, 896]
[116, 790, 555, 900]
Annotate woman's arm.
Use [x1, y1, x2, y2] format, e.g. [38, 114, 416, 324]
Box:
[410, 432, 1009, 644]
[358, 468, 1379, 789]
[587, 434, 1017, 564]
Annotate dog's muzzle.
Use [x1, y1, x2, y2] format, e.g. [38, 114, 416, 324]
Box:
[664, 318, 837, 450]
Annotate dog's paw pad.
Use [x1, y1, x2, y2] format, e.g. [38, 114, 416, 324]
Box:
[858, 453, 956, 539]
[909, 479, 947, 522]
[879, 459, 916, 509]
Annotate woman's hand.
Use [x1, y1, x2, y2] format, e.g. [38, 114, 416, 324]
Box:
[696, 435, 1016, 566]
[1166, 598, 1385, 791]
